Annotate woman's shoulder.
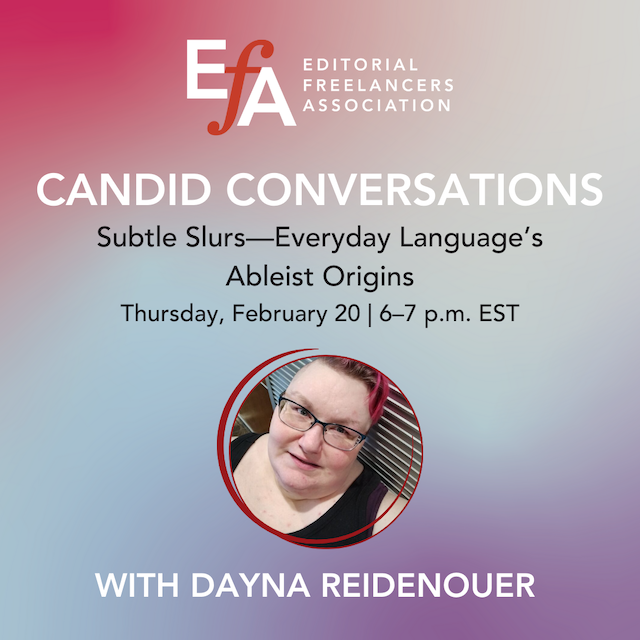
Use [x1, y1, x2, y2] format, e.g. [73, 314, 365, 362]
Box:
[231, 432, 268, 472]
[231, 431, 264, 444]
[372, 489, 408, 535]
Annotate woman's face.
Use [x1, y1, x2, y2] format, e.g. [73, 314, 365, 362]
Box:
[267, 362, 372, 500]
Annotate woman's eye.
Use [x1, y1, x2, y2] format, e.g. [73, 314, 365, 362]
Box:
[295, 406, 310, 417]
[334, 425, 346, 434]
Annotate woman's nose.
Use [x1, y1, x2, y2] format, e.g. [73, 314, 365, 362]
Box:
[298, 423, 324, 453]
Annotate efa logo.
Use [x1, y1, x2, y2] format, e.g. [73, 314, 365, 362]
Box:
[187, 39, 296, 135]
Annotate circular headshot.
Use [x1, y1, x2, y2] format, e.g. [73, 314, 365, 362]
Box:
[230, 356, 422, 548]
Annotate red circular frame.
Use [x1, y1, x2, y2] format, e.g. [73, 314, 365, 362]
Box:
[217, 349, 421, 548]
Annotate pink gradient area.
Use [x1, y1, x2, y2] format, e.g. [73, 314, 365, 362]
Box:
[1, 1, 300, 280]
[1, 0, 120, 43]
[1, 0, 303, 195]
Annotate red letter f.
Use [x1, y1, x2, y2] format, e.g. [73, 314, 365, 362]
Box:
[207, 40, 274, 135]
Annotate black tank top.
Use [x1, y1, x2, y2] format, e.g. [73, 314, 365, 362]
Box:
[231, 432, 388, 548]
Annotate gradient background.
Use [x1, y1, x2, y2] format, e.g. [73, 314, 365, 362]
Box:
[1, 1, 638, 638]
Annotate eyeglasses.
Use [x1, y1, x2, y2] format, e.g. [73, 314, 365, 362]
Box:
[277, 396, 368, 451]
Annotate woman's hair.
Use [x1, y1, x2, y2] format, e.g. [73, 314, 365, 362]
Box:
[315, 357, 389, 425]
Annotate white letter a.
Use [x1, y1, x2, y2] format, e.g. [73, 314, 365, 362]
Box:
[237, 67, 296, 127]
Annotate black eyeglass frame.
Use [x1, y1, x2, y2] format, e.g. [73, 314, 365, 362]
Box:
[277, 395, 368, 451]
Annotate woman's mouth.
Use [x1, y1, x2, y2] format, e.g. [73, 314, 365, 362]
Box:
[288, 452, 320, 470]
